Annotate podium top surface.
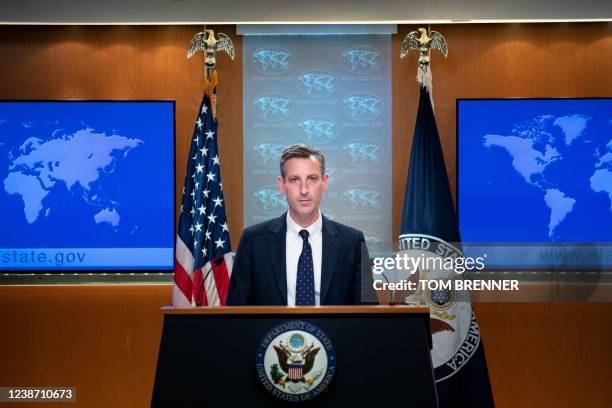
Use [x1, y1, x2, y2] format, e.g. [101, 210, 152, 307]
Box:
[161, 305, 429, 315]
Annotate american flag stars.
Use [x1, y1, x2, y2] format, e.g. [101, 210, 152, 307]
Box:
[214, 238, 225, 249]
[207, 213, 217, 224]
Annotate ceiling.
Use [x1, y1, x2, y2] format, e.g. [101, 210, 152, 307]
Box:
[1, 0, 611, 25]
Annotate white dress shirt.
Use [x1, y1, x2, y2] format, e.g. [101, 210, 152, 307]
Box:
[285, 211, 323, 306]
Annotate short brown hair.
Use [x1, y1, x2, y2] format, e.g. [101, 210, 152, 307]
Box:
[279, 144, 326, 178]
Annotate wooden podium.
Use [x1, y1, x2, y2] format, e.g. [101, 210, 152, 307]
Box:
[152, 306, 436, 407]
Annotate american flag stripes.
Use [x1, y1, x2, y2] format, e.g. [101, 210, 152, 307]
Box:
[172, 93, 233, 307]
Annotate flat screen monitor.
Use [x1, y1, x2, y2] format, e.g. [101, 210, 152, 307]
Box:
[0, 101, 175, 272]
[458, 98, 612, 269]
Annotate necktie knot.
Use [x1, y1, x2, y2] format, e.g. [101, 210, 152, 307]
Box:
[299, 229, 309, 241]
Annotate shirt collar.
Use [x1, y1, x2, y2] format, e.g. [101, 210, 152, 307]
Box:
[286, 210, 322, 237]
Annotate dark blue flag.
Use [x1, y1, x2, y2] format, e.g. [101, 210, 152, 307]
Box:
[400, 86, 494, 407]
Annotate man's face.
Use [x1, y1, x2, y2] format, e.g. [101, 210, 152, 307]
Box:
[277, 157, 329, 224]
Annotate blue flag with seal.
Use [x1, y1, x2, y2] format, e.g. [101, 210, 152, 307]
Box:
[400, 86, 494, 407]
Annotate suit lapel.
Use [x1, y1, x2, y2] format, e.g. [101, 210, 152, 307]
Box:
[320, 216, 340, 305]
[266, 214, 287, 304]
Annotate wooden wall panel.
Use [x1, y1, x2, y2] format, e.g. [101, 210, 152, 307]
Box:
[0, 285, 171, 408]
[214, 25, 244, 245]
[1, 23, 611, 408]
[473, 302, 612, 407]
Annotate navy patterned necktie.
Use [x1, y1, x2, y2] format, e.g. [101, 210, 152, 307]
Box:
[295, 229, 315, 306]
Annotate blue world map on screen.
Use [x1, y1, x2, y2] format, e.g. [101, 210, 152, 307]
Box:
[0, 102, 174, 251]
[459, 99, 612, 243]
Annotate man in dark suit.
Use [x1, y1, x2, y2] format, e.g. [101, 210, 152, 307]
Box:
[227, 144, 372, 306]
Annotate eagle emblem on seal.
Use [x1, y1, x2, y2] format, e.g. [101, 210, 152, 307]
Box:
[270, 333, 323, 387]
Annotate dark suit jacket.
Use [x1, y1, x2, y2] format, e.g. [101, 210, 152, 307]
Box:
[226, 214, 372, 305]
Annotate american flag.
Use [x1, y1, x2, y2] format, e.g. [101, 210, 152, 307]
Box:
[172, 93, 233, 307]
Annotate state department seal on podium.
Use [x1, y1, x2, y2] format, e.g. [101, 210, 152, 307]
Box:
[256, 321, 336, 402]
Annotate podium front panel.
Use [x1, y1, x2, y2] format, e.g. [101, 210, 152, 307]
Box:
[152, 307, 436, 407]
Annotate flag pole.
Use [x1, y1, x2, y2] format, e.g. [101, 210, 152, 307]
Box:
[172, 29, 236, 307]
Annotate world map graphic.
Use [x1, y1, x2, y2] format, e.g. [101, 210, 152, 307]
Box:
[459, 100, 612, 243]
[484, 114, 612, 238]
[3, 128, 142, 227]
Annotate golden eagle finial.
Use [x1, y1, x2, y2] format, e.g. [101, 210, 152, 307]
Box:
[187, 29, 235, 79]
[187, 28, 235, 117]
[400, 27, 448, 95]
